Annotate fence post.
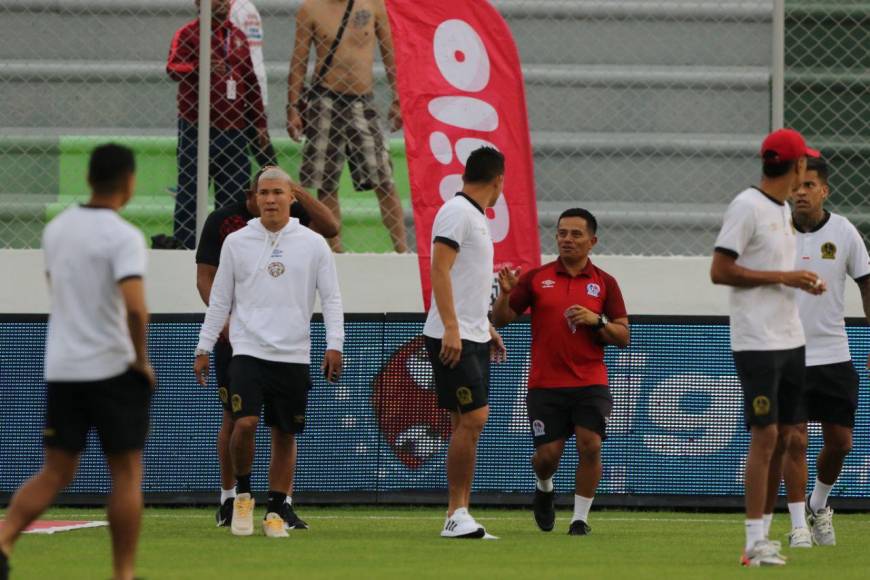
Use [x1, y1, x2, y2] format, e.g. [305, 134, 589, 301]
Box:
[196, 0, 213, 246]
[771, 0, 785, 130]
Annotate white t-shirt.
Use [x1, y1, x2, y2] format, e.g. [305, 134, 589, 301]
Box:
[795, 211, 870, 366]
[230, 0, 268, 105]
[714, 187, 805, 352]
[42, 205, 147, 381]
[423, 194, 494, 344]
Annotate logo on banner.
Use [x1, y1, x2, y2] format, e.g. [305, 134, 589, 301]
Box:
[587, 283, 601, 297]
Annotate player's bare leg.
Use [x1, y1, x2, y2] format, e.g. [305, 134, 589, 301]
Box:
[531, 439, 563, 532]
[441, 407, 490, 538]
[217, 410, 236, 492]
[317, 190, 344, 252]
[374, 184, 408, 253]
[569, 427, 602, 535]
[0, 448, 79, 557]
[106, 450, 144, 580]
[807, 422, 852, 545]
[777, 424, 811, 547]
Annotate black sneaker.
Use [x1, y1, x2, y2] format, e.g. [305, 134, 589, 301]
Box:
[568, 520, 591, 536]
[215, 498, 234, 527]
[279, 503, 309, 530]
[0, 546, 9, 580]
[532, 488, 556, 532]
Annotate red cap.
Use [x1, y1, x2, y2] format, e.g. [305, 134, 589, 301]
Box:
[761, 128, 820, 164]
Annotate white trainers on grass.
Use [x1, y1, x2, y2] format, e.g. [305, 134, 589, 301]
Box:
[231, 493, 255, 537]
[441, 508, 487, 539]
[808, 505, 836, 546]
[788, 526, 812, 548]
[741, 540, 786, 567]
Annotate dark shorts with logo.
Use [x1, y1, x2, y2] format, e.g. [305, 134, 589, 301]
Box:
[44, 368, 152, 454]
[229, 355, 311, 434]
[733, 346, 806, 428]
[527, 386, 612, 446]
[214, 338, 233, 412]
[424, 336, 490, 413]
[806, 361, 860, 428]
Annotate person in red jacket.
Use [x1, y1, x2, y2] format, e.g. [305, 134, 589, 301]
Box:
[167, 0, 268, 249]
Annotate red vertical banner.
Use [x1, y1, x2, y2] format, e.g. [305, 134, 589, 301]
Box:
[386, 0, 541, 308]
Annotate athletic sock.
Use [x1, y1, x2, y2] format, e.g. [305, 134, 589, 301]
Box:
[810, 478, 834, 513]
[536, 476, 554, 493]
[788, 501, 807, 529]
[285, 496, 293, 506]
[762, 513, 773, 538]
[220, 487, 236, 505]
[745, 519, 765, 551]
[266, 491, 287, 515]
[572, 495, 593, 523]
[236, 473, 252, 495]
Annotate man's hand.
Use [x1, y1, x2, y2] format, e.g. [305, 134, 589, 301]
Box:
[566, 305, 601, 327]
[287, 108, 303, 141]
[782, 270, 827, 295]
[322, 349, 343, 384]
[498, 266, 520, 295]
[257, 127, 271, 150]
[194, 354, 209, 386]
[131, 360, 156, 391]
[490, 327, 507, 363]
[440, 325, 462, 369]
[389, 98, 402, 132]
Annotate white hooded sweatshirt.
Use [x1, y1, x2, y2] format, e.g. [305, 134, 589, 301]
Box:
[196, 217, 344, 363]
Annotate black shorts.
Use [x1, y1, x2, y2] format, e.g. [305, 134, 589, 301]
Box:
[229, 355, 311, 434]
[806, 361, 860, 428]
[44, 368, 152, 454]
[527, 386, 613, 445]
[214, 338, 233, 412]
[424, 336, 490, 413]
[733, 346, 806, 428]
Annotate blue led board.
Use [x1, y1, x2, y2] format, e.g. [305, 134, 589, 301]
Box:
[1, 317, 869, 500]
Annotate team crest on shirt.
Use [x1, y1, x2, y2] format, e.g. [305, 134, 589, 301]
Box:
[267, 262, 286, 277]
[532, 420, 546, 437]
[541, 279, 556, 289]
[586, 283, 601, 297]
[821, 242, 837, 260]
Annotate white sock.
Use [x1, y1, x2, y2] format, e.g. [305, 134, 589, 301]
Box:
[572, 495, 593, 523]
[220, 487, 236, 504]
[745, 519, 765, 551]
[788, 501, 807, 529]
[285, 496, 293, 506]
[536, 476, 554, 493]
[810, 478, 834, 513]
[762, 513, 773, 538]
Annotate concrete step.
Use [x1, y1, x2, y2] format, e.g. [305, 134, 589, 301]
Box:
[1, 60, 770, 135]
[1, 0, 773, 67]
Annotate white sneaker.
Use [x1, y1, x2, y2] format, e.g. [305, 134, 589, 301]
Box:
[441, 508, 487, 539]
[788, 526, 812, 548]
[231, 493, 255, 536]
[808, 505, 836, 546]
[741, 540, 786, 567]
[262, 512, 289, 538]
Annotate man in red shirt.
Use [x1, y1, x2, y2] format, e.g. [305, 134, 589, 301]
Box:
[166, 0, 269, 248]
[492, 208, 629, 536]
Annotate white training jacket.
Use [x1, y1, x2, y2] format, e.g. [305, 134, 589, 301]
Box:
[197, 217, 344, 363]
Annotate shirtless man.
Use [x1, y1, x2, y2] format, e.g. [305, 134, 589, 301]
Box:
[286, 0, 407, 253]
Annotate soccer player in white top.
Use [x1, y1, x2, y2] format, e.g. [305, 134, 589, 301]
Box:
[0, 144, 153, 580]
[423, 146, 506, 539]
[711, 128, 825, 567]
[194, 167, 344, 538]
[763, 155, 870, 547]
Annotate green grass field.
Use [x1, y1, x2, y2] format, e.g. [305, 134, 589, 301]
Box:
[4, 507, 870, 579]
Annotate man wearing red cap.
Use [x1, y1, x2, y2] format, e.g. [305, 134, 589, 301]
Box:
[711, 128, 826, 566]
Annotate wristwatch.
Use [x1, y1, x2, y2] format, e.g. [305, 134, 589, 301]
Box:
[194, 348, 211, 357]
[595, 314, 609, 330]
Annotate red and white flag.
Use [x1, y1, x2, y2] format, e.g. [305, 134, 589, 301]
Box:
[387, 0, 541, 307]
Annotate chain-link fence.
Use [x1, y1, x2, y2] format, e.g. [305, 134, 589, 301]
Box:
[0, 1, 866, 255]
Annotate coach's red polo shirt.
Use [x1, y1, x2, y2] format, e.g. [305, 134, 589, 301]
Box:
[509, 258, 627, 389]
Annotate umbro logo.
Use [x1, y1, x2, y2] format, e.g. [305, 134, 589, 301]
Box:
[541, 279, 556, 289]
